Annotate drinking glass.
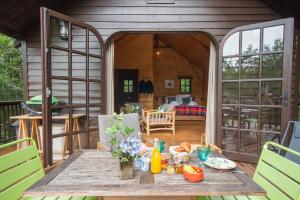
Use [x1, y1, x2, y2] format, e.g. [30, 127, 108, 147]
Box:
[197, 146, 211, 167]
[158, 140, 165, 153]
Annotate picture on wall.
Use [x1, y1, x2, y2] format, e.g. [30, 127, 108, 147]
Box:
[165, 80, 174, 88]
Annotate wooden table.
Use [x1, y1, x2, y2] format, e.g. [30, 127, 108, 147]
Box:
[10, 114, 85, 151]
[24, 150, 266, 197]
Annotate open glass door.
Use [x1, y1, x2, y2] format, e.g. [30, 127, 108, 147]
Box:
[217, 18, 294, 163]
[40, 7, 105, 166]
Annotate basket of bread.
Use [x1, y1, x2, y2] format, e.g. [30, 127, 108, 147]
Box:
[169, 142, 192, 163]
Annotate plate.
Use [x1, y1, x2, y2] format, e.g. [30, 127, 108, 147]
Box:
[205, 157, 236, 170]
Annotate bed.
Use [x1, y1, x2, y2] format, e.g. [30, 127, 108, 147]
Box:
[160, 95, 206, 121]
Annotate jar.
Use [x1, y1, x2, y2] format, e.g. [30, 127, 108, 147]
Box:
[175, 163, 184, 174]
[167, 159, 175, 175]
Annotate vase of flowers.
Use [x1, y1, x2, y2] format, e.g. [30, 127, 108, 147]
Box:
[105, 113, 140, 180]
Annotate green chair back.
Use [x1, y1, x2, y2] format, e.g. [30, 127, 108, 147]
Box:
[0, 138, 44, 200]
[254, 142, 300, 200]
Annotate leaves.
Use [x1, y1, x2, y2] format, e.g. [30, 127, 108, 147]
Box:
[105, 112, 138, 160]
[0, 34, 23, 100]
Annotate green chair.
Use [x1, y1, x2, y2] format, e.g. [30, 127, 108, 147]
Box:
[0, 138, 97, 200]
[197, 142, 300, 200]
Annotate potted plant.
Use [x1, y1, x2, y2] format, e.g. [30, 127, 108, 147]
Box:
[105, 113, 140, 180]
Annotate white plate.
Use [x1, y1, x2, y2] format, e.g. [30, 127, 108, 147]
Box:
[205, 157, 236, 170]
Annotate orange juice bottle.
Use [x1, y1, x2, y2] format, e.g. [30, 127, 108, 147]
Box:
[151, 138, 162, 174]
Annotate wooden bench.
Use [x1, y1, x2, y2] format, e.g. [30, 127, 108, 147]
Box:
[0, 138, 97, 200]
[197, 141, 300, 200]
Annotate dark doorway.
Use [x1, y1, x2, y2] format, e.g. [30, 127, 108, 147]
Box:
[114, 69, 139, 112]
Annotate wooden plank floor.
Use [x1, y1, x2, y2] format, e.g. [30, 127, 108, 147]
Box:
[142, 120, 205, 146]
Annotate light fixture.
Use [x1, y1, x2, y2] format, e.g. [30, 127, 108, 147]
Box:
[59, 20, 69, 41]
[153, 35, 161, 58]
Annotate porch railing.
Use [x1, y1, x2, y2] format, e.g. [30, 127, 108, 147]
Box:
[0, 100, 24, 144]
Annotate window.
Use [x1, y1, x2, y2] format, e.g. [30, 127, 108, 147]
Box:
[124, 80, 133, 93]
[179, 78, 191, 93]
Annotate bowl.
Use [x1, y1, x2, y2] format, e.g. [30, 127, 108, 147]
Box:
[169, 146, 193, 162]
[183, 166, 204, 183]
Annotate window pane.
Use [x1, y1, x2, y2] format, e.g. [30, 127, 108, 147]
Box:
[263, 25, 284, 53]
[240, 82, 259, 105]
[222, 129, 238, 152]
[223, 32, 239, 56]
[222, 82, 238, 104]
[242, 29, 260, 54]
[128, 80, 133, 86]
[181, 79, 185, 85]
[186, 86, 190, 93]
[261, 53, 283, 78]
[222, 57, 239, 80]
[124, 86, 128, 93]
[240, 131, 258, 155]
[124, 80, 128, 86]
[222, 106, 238, 128]
[185, 79, 190, 85]
[261, 81, 282, 105]
[261, 107, 281, 132]
[128, 86, 133, 93]
[181, 86, 185, 92]
[241, 55, 259, 79]
[241, 107, 258, 130]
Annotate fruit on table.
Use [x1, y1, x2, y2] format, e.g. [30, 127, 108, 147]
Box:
[184, 165, 196, 173]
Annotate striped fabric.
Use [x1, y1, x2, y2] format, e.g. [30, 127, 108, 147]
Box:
[175, 105, 207, 116]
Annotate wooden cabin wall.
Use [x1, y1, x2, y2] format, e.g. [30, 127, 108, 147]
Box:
[153, 47, 207, 107]
[114, 34, 154, 110]
[24, 0, 281, 101]
[23, 0, 300, 146]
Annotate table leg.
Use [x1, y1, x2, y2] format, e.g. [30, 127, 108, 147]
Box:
[63, 119, 69, 157]
[17, 119, 24, 149]
[73, 118, 81, 149]
[24, 120, 29, 146]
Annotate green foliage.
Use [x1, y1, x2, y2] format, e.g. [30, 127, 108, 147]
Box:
[0, 34, 23, 101]
[105, 113, 134, 160]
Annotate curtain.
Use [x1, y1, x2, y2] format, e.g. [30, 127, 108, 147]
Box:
[106, 42, 114, 114]
[205, 41, 217, 144]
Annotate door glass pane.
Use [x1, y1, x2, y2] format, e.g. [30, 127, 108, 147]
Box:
[241, 107, 258, 130]
[222, 82, 238, 104]
[241, 55, 259, 79]
[223, 32, 239, 56]
[261, 107, 281, 132]
[222, 57, 239, 80]
[260, 133, 280, 150]
[261, 81, 282, 105]
[240, 131, 258, 155]
[261, 53, 283, 78]
[242, 29, 260, 54]
[222, 106, 238, 128]
[241, 82, 259, 105]
[263, 25, 284, 53]
[222, 129, 238, 152]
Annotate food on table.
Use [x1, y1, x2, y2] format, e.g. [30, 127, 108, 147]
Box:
[175, 162, 184, 174]
[183, 165, 196, 173]
[167, 159, 175, 175]
[180, 142, 191, 152]
[161, 153, 171, 170]
[183, 165, 204, 183]
[151, 138, 162, 174]
[175, 147, 185, 152]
